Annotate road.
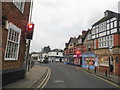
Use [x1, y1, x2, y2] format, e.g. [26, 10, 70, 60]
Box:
[42, 62, 118, 88]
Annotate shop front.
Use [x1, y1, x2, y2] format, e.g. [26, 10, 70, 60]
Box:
[98, 55, 110, 72]
[82, 53, 95, 69]
[66, 54, 74, 65]
[74, 54, 82, 66]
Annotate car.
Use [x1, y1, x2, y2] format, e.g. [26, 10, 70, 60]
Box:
[43, 59, 49, 63]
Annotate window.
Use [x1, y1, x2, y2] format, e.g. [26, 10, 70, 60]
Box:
[98, 35, 114, 48]
[107, 23, 110, 30]
[96, 28, 98, 33]
[13, 0, 25, 13]
[107, 20, 109, 23]
[109, 35, 113, 46]
[87, 34, 91, 40]
[111, 17, 116, 22]
[92, 35, 95, 39]
[110, 22, 114, 29]
[103, 21, 107, 31]
[99, 56, 109, 66]
[4, 22, 21, 60]
[116, 56, 119, 64]
[99, 32, 106, 37]
[98, 38, 101, 48]
[114, 21, 117, 28]
[92, 28, 95, 34]
[111, 28, 117, 34]
[107, 30, 110, 35]
[119, 21, 120, 27]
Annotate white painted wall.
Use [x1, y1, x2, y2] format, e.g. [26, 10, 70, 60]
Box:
[31, 53, 39, 60]
[31, 51, 64, 62]
[49, 51, 63, 57]
[31, 53, 39, 57]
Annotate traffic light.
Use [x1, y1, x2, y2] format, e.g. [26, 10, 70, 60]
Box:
[26, 22, 34, 39]
[75, 50, 80, 55]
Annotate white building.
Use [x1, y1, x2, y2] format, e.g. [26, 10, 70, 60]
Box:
[49, 49, 64, 62]
[31, 52, 40, 61]
[40, 52, 49, 62]
[31, 49, 64, 63]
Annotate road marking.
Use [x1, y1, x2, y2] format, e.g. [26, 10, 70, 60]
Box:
[54, 80, 64, 83]
[41, 68, 51, 89]
[36, 67, 51, 89]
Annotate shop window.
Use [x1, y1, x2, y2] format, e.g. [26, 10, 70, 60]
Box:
[116, 56, 119, 64]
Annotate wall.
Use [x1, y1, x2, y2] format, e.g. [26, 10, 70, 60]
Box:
[49, 51, 63, 57]
[2, 2, 31, 70]
[114, 34, 120, 47]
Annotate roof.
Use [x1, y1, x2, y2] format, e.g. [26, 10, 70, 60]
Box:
[82, 29, 91, 42]
[51, 49, 64, 52]
[42, 46, 51, 53]
[92, 10, 120, 26]
[77, 35, 82, 40]
[68, 37, 78, 45]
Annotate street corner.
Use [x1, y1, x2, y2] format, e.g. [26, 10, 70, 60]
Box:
[31, 67, 51, 89]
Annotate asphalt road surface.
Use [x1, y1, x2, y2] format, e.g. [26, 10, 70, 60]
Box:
[42, 62, 118, 88]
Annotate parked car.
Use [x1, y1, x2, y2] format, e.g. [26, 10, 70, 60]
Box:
[43, 59, 49, 63]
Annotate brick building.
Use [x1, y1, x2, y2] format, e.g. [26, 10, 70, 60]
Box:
[81, 29, 96, 70]
[91, 10, 120, 76]
[73, 31, 88, 66]
[64, 37, 78, 64]
[74, 35, 83, 66]
[2, 1, 32, 86]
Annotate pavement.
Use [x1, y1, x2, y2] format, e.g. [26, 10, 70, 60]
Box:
[84, 68, 120, 85]
[2, 64, 48, 89]
[67, 64, 120, 86]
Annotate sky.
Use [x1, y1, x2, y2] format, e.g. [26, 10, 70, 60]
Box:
[30, 0, 119, 52]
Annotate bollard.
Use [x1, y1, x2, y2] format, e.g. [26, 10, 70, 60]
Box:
[94, 67, 96, 73]
[88, 66, 89, 70]
[105, 69, 107, 77]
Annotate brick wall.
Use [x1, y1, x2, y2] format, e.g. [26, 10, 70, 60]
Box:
[96, 39, 98, 48]
[2, 2, 31, 70]
[114, 34, 120, 47]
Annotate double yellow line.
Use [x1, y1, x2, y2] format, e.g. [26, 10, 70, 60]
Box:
[35, 67, 51, 89]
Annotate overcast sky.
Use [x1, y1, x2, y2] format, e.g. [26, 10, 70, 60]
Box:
[30, 0, 119, 52]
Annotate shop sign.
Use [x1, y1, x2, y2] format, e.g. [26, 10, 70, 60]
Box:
[82, 57, 95, 69]
[73, 54, 82, 57]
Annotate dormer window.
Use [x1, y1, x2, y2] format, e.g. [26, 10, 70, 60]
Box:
[104, 11, 109, 17]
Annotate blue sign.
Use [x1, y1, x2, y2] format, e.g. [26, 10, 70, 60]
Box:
[82, 53, 95, 69]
